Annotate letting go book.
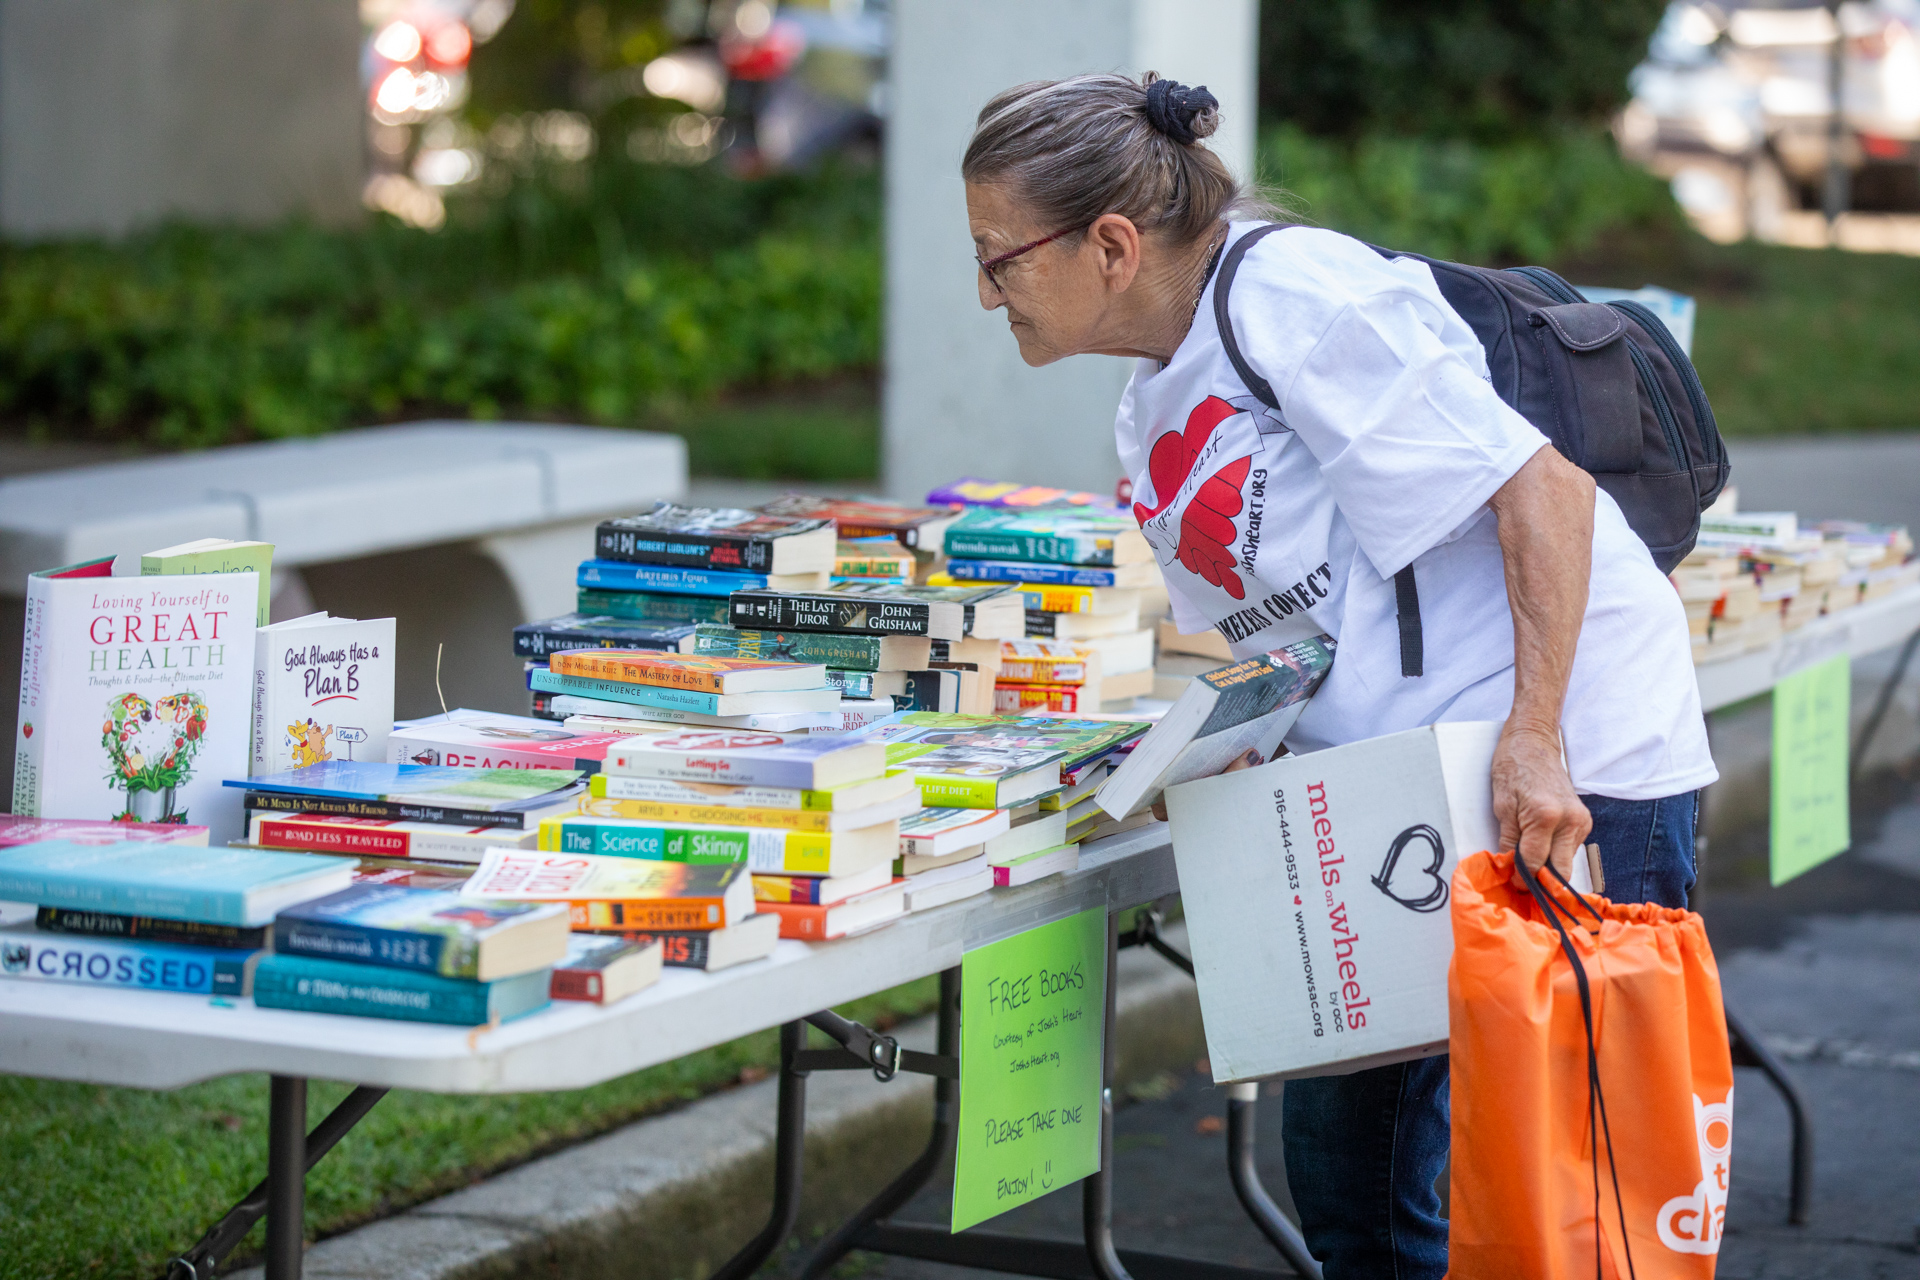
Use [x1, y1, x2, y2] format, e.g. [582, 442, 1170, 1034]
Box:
[13, 558, 258, 837]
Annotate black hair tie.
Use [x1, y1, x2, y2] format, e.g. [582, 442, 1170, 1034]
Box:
[1143, 78, 1218, 145]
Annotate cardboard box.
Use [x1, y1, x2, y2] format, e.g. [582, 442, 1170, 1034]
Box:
[1164, 722, 1502, 1082]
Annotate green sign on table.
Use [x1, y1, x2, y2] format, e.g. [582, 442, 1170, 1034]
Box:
[1772, 653, 1850, 885]
[952, 906, 1107, 1232]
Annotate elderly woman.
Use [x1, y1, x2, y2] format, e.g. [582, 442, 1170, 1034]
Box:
[961, 74, 1717, 1278]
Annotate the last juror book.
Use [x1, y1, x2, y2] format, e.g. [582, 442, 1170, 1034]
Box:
[13, 558, 257, 839]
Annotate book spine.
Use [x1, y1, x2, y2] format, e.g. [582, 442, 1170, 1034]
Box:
[994, 683, 1085, 713]
[595, 523, 776, 570]
[825, 670, 876, 698]
[540, 819, 780, 862]
[576, 589, 733, 624]
[253, 956, 502, 1024]
[752, 874, 827, 905]
[728, 595, 935, 636]
[574, 799, 831, 832]
[253, 817, 416, 858]
[577, 560, 768, 596]
[549, 652, 726, 692]
[998, 655, 1089, 682]
[600, 754, 815, 789]
[513, 625, 683, 658]
[2, 932, 257, 995]
[250, 626, 271, 776]
[946, 532, 1112, 566]
[243, 791, 525, 830]
[945, 560, 1125, 587]
[591, 774, 803, 808]
[34, 906, 268, 950]
[909, 775, 1001, 808]
[549, 967, 609, 1002]
[569, 900, 730, 931]
[693, 625, 886, 671]
[531, 669, 726, 712]
[272, 916, 468, 978]
[763, 900, 832, 939]
[1023, 610, 1059, 638]
[10, 579, 51, 815]
[606, 929, 712, 968]
[1011, 584, 1095, 614]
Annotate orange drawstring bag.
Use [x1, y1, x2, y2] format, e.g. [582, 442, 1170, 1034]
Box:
[1446, 850, 1735, 1279]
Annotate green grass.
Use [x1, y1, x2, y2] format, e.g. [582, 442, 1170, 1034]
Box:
[0, 975, 938, 1280]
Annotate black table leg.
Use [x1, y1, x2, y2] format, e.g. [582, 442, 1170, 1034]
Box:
[1726, 1003, 1813, 1225]
[1082, 912, 1134, 1280]
[266, 1075, 307, 1280]
[1224, 1084, 1321, 1278]
[711, 1021, 810, 1280]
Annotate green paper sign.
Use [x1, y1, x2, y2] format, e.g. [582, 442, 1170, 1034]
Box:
[1771, 653, 1850, 885]
[952, 906, 1106, 1232]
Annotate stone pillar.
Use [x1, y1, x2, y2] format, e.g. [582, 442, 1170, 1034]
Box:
[0, 0, 363, 238]
[881, 0, 1259, 502]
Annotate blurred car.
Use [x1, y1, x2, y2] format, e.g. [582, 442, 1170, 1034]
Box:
[1620, 0, 1920, 235]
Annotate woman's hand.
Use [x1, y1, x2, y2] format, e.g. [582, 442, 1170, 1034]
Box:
[1149, 748, 1263, 821]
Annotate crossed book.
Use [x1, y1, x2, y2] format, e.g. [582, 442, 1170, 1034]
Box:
[728, 583, 1023, 642]
[576, 588, 733, 625]
[594, 505, 836, 574]
[756, 494, 962, 549]
[1098, 636, 1336, 819]
[578, 559, 828, 598]
[460, 850, 756, 931]
[252, 953, 552, 1025]
[513, 614, 699, 659]
[0, 923, 262, 996]
[691, 624, 932, 673]
[943, 507, 1151, 568]
[273, 883, 569, 981]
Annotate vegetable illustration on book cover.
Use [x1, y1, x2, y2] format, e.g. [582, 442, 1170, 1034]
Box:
[14, 559, 256, 832]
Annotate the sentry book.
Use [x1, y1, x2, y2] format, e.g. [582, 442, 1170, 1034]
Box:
[943, 507, 1152, 567]
[13, 558, 258, 834]
[546, 650, 827, 695]
[594, 504, 835, 574]
[460, 850, 756, 931]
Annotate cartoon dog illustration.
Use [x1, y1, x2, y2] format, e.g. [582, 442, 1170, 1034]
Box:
[287, 719, 335, 769]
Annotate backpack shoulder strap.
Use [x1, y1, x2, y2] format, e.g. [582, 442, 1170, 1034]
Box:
[1213, 222, 1425, 677]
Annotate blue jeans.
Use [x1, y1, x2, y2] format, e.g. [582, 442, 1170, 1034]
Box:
[1281, 790, 1701, 1279]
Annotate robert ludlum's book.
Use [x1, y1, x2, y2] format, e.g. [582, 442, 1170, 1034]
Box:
[728, 583, 1023, 642]
[1098, 636, 1335, 819]
[250, 612, 396, 775]
[13, 559, 258, 835]
[274, 882, 569, 981]
[595, 504, 836, 574]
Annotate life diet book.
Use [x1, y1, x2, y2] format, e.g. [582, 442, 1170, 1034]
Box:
[14, 559, 258, 842]
[250, 613, 397, 775]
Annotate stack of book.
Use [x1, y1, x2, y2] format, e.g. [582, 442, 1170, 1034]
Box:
[832, 538, 915, 588]
[934, 506, 1161, 711]
[0, 842, 353, 1000]
[757, 493, 965, 584]
[235, 762, 588, 864]
[539, 503, 837, 719]
[531, 649, 845, 735]
[541, 730, 909, 945]
[257, 878, 597, 1021]
[387, 708, 658, 775]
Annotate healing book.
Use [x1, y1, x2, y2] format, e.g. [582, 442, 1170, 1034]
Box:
[13, 558, 257, 834]
[250, 612, 396, 776]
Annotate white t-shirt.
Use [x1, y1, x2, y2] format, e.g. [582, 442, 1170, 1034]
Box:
[1115, 223, 1717, 801]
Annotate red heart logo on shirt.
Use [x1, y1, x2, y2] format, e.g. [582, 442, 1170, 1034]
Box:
[1132, 395, 1251, 600]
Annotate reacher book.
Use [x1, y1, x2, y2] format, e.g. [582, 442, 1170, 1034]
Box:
[13, 558, 258, 832]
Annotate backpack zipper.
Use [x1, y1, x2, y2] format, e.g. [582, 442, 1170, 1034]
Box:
[1623, 337, 1691, 481]
[1606, 298, 1724, 471]
[1508, 265, 1586, 305]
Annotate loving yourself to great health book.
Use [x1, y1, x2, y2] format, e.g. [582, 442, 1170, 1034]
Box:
[13, 558, 259, 832]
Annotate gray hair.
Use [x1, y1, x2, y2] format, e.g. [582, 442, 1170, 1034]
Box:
[961, 72, 1281, 247]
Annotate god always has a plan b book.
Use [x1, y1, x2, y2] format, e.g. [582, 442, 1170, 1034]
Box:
[13, 559, 257, 833]
[251, 613, 397, 775]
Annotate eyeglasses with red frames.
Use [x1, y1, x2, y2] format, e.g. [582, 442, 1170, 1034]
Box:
[975, 223, 1090, 292]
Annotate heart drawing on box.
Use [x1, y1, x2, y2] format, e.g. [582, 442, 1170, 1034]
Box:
[1370, 823, 1449, 913]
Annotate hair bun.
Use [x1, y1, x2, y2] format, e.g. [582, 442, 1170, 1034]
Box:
[1142, 76, 1219, 145]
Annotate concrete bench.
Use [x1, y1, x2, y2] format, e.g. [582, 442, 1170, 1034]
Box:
[1, 422, 687, 795]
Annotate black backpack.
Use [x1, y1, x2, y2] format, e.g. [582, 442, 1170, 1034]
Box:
[1215, 224, 1730, 677]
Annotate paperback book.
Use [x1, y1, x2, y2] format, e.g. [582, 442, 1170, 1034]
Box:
[13, 558, 258, 836]
[944, 507, 1150, 567]
[595, 505, 835, 574]
[603, 730, 885, 789]
[577, 588, 732, 625]
[832, 541, 915, 580]
[930, 575, 1141, 617]
[898, 806, 1012, 857]
[578, 559, 827, 597]
[941, 558, 1160, 589]
[248, 812, 534, 864]
[752, 862, 892, 905]
[0, 924, 261, 996]
[551, 935, 662, 1004]
[852, 713, 1147, 799]
[33, 906, 266, 950]
[924, 480, 1114, 510]
[692, 624, 932, 673]
[131, 538, 275, 626]
[513, 614, 698, 659]
[274, 883, 569, 980]
[252, 953, 552, 1025]
[251, 612, 396, 775]
[586, 770, 914, 812]
[529, 668, 838, 716]
[992, 843, 1079, 886]
[540, 816, 896, 877]
[764, 885, 906, 939]
[460, 850, 756, 931]
[578, 788, 918, 833]
[387, 709, 635, 774]
[997, 640, 1090, 684]
[546, 650, 827, 695]
[1024, 610, 1139, 641]
[607, 914, 780, 971]
[236, 762, 586, 830]
[728, 583, 1023, 641]
[544, 695, 839, 733]
[757, 494, 962, 549]
[0, 815, 208, 848]
[0, 841, 354, 927]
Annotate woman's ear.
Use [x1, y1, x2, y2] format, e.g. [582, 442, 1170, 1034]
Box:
[1086, 213, 1143, 293]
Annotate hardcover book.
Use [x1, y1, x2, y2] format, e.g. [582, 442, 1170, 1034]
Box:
[595, 504, 835, 574]
[1098, 637, 1335, 819]
[0, 841, 355, 927]
[756, 494, 962, 549]
[941, 558, 1161, 589]
[576, 588, 733, 625]
[601, 730, 885, 789]
[13, 558, 258, 837]
[0, 815, 208, 848]
[551, 935, 662, 1004]
[943, 507, 1151, 567]
[691, 625, 931, 673]
[539, 816, 896, 877]
[248, 812, 534, 863]
[34, 905, 266, 950]
[578, 559, 829, 598]
[529, 668, 840, 716]
[252, 953, 552, 1025]
[251, 612, 396, 776]
[513, 614, 699, 659]
[460, 850, 756, 931]
[547, 650, 827, 695]
[728, 583, 1023, 642]
[0, 923, 262, 996]
[274, 883, 569, 980]
[133, 538, 275, 626]
[607, 913, 779, 970]
[387, 709, 637, 774]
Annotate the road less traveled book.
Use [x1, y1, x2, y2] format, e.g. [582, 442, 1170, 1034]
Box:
[595, 504, 836, 574]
